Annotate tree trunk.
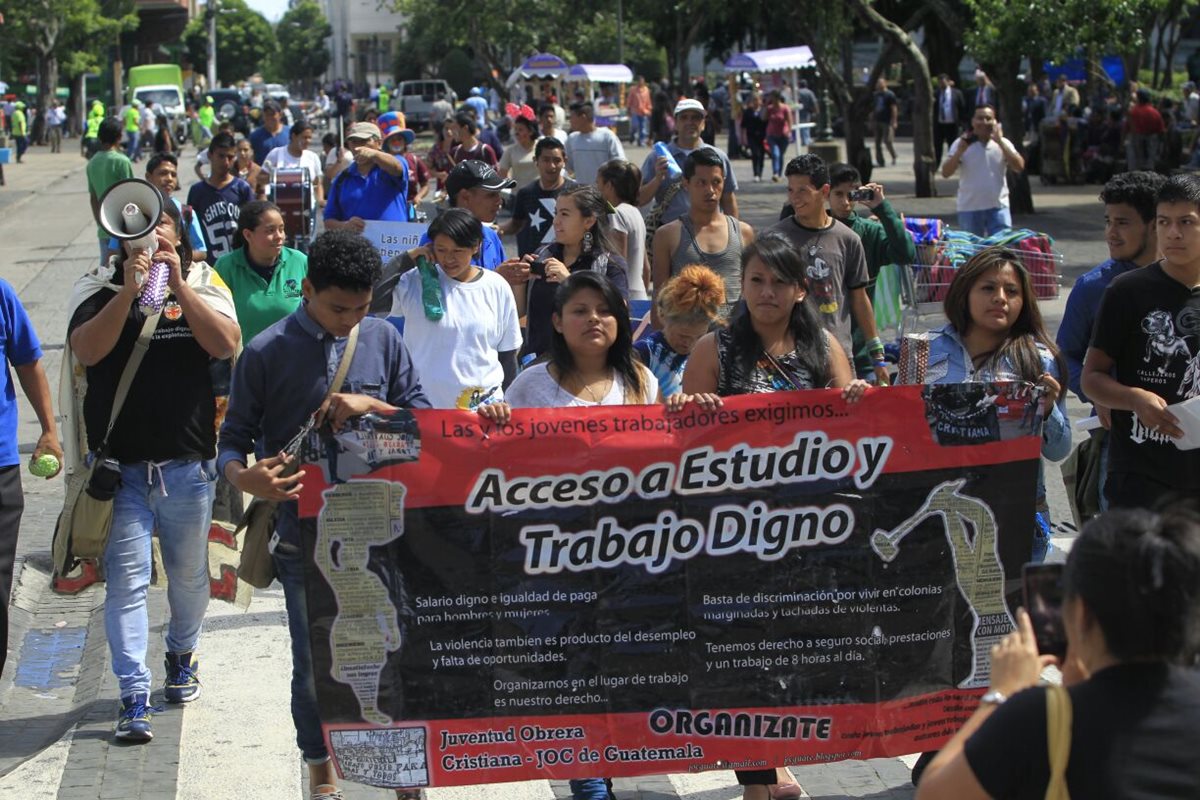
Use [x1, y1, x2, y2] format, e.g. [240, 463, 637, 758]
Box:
[847, 0, 935, 196]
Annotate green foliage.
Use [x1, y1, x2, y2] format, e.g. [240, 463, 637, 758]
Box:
[440, 48, 475, 98]
[0, 0, 137, 74]
[184, 0, 277, 86]
[272, 0, 332, 86]
[963, 0, 1163, 65]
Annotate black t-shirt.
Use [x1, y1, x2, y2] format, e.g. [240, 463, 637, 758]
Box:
[69, 276, 219, 462]
[965, 663, 1200, 799]
[1090, 262, 1200, 491]
[873, 89, 898, 123]
[512, 178, 576, 257]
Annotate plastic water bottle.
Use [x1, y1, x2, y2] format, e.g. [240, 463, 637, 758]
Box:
[653, 142, 682, 179]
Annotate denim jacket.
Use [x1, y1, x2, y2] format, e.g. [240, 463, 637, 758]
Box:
[917, 324, 1072, 502]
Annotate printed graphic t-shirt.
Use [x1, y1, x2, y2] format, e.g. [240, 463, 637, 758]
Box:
[187, 178, 254, 260]
[511, 179, 576, 257]
[1090, 261, 1200, 491]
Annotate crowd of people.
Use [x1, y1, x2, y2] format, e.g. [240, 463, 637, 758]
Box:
[1, 66, 1199, 800]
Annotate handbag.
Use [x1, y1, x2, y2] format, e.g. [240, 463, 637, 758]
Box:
[644, 178, 684, 256]
[236, 324, 359, 588]
[52, 309, 163, 574]
[1045, 684, 1072, 800]
[1062, 428, 1106, 529]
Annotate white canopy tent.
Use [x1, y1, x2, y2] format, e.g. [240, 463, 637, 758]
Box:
[565, 63, 634, 106]
[506, 52, 570, 90]
[724, 45, 816, 107]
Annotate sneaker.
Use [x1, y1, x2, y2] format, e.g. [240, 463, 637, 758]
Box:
[115, 693, 159, 741]
[164, 651, 201, 703]
[771, 175, 780, 183]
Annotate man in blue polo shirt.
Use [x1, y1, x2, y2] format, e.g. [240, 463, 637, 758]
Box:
[324, 121, 409, 233]
[249, 100, 290, 165]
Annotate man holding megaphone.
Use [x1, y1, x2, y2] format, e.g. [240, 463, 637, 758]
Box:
[66, 182, 240, 742]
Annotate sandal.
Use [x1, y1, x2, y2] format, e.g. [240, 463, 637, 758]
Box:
[311, 785, 344, 800]
[770, 767, 804, 799]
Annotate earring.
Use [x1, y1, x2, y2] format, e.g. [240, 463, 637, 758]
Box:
[583, 231, 593, 251]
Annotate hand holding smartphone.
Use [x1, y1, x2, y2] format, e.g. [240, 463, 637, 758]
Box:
[1022, 563, 1067, 658]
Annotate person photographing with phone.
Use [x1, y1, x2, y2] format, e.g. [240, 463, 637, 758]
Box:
[941, 105, 1025, 237]
[915, 504, 1200, 799]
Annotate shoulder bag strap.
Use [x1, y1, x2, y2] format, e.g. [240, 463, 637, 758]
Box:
[99, 309, 164, 449]
[325, 323, 359, 404]
[1044, 684, 1072, 800]
[762, 349, 804, 392]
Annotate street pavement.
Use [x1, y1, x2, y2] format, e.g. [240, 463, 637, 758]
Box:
[0, 132, 1103, 799]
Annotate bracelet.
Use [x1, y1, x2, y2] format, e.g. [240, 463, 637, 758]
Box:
[866, 336, 884, 351]
[874, 361, 889, 369]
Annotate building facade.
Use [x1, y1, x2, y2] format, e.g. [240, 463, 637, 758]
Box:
[320, 0, 406, 87]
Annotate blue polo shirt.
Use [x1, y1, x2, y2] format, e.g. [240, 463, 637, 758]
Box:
[1, 279, 43, 467]
[324, 161, 410, 224]
[249, 125, 290, 164]
[416, 223, 506, 269]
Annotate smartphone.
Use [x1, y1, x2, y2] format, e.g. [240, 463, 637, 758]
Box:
[529, 259, 547, 278]
[1022, 563, 1067, 658]
[849, 188, 875, 202]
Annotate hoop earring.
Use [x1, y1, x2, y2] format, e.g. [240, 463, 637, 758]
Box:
[584, 231, 593, 251]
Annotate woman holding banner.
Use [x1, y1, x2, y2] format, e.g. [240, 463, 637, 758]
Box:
[895, 246, 1069, 563]
[679, 231, 864, 800]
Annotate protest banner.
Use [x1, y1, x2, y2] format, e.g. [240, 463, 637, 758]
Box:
[362, 220, 427, 262]
[296, 383, 1043, 789]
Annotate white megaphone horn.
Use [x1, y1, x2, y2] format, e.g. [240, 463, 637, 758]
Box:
[98, 178, 166, 270]
[97, 178, 172, 311]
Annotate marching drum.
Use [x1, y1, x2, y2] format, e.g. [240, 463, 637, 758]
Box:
[268, 167, 315, 249]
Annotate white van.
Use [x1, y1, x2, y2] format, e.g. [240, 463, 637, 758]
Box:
[397, 80, 455, 128]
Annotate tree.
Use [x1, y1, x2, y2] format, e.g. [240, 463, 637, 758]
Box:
[184, 0, 276, 87]
[0, 0, 137, 138]
[273, 0, 331, 91]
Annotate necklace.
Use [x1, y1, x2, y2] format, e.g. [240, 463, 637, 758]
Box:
[575, 370, 613, 403]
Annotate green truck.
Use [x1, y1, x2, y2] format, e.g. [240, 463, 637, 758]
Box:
[127, 64, 187, 141]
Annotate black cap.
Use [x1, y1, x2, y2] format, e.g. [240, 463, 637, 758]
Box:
[445, 160, 516, 204]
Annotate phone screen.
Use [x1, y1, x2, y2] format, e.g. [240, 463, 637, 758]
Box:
[1022, 563, 1067, 657]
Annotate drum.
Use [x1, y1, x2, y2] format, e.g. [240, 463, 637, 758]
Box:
[268, 168, 314, 244]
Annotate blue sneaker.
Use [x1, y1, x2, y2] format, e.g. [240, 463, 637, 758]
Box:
[163, 651, 201, 704]
[114, 693, 159, 741]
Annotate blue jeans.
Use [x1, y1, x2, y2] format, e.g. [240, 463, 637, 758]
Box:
[570, 778, 609, 800]
[125, 130, 140, 161]
[630, 114, 648, 145]
[768, 134, 791, 177]
[957, 207, 1011, 237]
[274, 540, 329, 763]
[104, 458, 217, 696]
[799, 115, 813, 146]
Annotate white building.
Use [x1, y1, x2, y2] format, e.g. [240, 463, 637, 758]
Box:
[320, 0, 406, 87]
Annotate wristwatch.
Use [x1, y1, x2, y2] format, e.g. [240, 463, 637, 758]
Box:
[980, 690, 1007, 706]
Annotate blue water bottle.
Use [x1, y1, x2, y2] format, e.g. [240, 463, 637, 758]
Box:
[653, 142, 682, 179]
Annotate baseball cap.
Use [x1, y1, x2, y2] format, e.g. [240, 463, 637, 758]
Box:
[445, 160, 516, 202]
[674, 98, 706, 116]
[346, 121, 382, 142]
[378, 112, 414, 145]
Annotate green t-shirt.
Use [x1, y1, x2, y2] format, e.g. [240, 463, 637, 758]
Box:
[85, 149, 135, 240]
[198, 105, 215, 129]
[213, 246, 308, 344]
[11, 110, 27, 137]
[124, 106, 140, 132]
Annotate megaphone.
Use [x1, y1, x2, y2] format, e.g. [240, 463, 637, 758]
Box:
[97, 178, 170, 312]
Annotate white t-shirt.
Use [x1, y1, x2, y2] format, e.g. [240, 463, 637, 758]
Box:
[948, 136, 1013, 212]
[610, 202, 648, 300]
[498, 140, 539, 188]
[506, 362, 654, 408]
[565, 128, 626, 185]
[263, 145, 324, 184]
[390, 266, 522, 409]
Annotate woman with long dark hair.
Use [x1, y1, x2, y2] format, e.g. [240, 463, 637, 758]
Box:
[508, 184, 629, 361]
[683, 232, 865, 399]
[897, 245, 1069, 561]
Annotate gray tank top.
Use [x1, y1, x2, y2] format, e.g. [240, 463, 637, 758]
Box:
[670, 215, 743, 310]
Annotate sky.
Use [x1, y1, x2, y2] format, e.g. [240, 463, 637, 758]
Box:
[243, 0, 292, 23]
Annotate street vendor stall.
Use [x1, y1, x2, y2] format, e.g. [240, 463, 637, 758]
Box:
[506, 52, 569, 108]
[565, 63, 633, 130]
[724, 45, 818, 153]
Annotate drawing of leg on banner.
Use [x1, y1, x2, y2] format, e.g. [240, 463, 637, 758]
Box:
[871, 479, 1015, 688]
[315, 479, 407, 725]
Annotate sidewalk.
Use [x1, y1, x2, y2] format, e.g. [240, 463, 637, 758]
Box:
[0, 139, 1105, 799]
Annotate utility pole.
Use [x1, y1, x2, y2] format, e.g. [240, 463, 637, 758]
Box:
[206, 0, 218, 89]
[617, 0, 624, 65]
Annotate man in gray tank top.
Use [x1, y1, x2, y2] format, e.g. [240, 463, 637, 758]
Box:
[650, 148, 755, 327]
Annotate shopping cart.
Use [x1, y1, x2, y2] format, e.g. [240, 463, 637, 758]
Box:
[896, 235, 1063, 336]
